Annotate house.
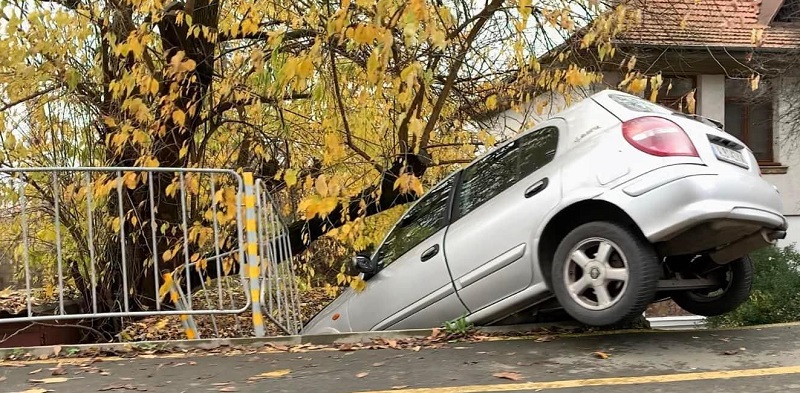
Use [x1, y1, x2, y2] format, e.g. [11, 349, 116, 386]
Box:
[483, 0, 800, 247]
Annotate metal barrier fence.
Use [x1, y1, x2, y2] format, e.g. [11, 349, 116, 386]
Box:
[256, 179, 302, 335]
[0, 167, 302, 340]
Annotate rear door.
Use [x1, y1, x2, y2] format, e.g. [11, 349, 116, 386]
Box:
[345, 175, 468, 331]
[443, 123, 562, 314]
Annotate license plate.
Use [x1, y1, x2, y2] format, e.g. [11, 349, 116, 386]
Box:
[712, 143, 748, 168]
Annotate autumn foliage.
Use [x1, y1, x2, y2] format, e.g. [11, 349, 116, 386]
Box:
[0, 0, 645, 335]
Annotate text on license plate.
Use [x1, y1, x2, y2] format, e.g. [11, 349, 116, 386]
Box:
[712, 144, 748, 168]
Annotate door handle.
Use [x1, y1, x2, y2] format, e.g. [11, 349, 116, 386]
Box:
[421, 244, 440, 262]
[525, 178, 549, 198]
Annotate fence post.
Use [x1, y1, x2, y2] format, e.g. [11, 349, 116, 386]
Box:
[243, 172, 265, 337]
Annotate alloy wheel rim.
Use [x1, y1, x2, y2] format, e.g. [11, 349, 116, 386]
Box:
[563, 237, 630, 311]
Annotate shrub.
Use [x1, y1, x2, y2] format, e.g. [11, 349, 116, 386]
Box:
[706, 244, 800, 328]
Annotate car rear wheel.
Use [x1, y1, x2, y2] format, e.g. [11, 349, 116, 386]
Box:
[670, 256, 753, 317]
[551, 221, 660, 327]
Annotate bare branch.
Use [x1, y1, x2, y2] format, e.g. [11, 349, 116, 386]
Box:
[0, 86, 59, 112]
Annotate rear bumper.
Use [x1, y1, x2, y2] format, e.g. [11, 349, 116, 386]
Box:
[603, 164, 788, 243]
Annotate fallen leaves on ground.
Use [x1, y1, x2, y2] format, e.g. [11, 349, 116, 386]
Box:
[493, 371, 524, 381]
[218, 387, 238, 392]
[248, 369, 291, 380]
[28, 377, 71, 384]
[49, 365, 67, 376]
[0, 375, 6, 382]
[592, 351, 610, 359]
[356, 372, 369, 378]
[11, 388, 52, 393]
[28, 368, 42, 374]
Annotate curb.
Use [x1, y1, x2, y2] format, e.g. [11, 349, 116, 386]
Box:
[0, 321, 575, 359]
[2, 320, 798, 361]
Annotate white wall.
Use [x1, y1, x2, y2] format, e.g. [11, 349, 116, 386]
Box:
[765, 76, 800, 247]
[697, 75, 725, 122]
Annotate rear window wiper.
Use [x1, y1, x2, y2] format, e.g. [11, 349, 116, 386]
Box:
[672, 112, 724, 130]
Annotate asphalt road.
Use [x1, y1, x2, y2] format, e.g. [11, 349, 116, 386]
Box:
[2, 324, 800, 393]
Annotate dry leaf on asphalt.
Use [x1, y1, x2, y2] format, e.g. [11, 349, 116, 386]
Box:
[391, 386, 409, 390]
[248, 369, 291, 380]
[493, 371, 524, 381]
[0, 376, 6, 382]
[12, 389, 51, 393]
[29, 368, 42, 375]
[218, 387, 238, 392]
[592, 351, 610, 359]
[372, 362, 385, 367]
[50, 366, 67, 376]
[356, 372, 369, 378]
[29, 377, 71, 384]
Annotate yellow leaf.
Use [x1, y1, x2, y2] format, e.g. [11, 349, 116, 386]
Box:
[124, 172, 138, 189]
[593, 351, 610, 359]
[0, 287, 12, 298]
[350, 277, 367, 292]
[172, 109, 186, 126]
[163, 249, 174, 262]
[44, 283, 55, 300]
[29, 377, 71, 383]
[750, 74, 761, 91]
[4, 133, 17, 150]
[112, 217, 121, 232]
[249, 369, 291, 380]
[685, 89, 697, 114]
[158, 273, 173, 299]
[486, 95, 498, 110]
[626, 56, 637, 71]
[284, 169, 299, 188]
[149, 78, 159, 95]
[154, 318, 169, 330]
[315, 175, 329, 197]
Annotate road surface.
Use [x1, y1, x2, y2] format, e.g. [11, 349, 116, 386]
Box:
[2, 324, 799, 392]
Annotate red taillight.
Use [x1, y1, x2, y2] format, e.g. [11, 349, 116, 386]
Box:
[622, 116, 698, 157]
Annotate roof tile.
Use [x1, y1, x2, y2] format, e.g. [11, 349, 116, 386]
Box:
[617, 0, 800, 49]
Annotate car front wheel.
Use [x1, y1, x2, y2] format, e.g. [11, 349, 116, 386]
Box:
[551, 221, 660, 327]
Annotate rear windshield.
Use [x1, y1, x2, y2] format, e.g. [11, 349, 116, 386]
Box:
[607, 92, 723, 129]
[607, 93, 674, 115]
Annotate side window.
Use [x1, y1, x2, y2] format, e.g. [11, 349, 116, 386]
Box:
[456, 141, 519, 219]
[455, 127, 560, 219]
[517, 126, 559, 179]
[374, 176, 454, 268]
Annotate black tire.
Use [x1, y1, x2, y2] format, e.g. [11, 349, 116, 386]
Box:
[671, 256, 753, 317]
[550, 221, 660, 327]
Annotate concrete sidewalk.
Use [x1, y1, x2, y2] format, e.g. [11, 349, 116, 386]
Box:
[1, 324, 799, 393]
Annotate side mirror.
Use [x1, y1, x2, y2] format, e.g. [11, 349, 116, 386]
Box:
[347, 253, 377, 276]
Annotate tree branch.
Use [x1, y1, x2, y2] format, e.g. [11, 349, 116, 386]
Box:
[328, 37, 380, 172]
[419, 0, 506, 149]
[0, 86, 59, 112]
[217, 28, 317, 43]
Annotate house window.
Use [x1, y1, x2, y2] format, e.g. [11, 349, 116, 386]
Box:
[644, 75, 696, 113]
[724, 78, 774, 163]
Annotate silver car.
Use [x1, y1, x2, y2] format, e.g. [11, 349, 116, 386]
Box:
[301, 90, 788, 335]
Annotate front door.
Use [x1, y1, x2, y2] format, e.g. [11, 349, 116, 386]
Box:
[444, 122, 563, 314]
[345, 175, 468, 331]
